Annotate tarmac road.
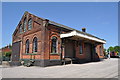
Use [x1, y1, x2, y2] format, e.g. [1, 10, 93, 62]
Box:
[1, 58, 119, 78]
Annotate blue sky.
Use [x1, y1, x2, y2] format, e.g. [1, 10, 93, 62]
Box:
[2, 2, 118, 49]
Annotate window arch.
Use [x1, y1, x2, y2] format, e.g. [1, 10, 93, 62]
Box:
[28, 18, 32, 30]
[51, 36, 58, 53]
[23, 17, 27, 32]
[33, 37, 38, 52]
[25, 39, 29, 53]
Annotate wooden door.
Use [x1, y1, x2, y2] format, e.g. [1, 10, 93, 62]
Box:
[65, 40, 75, 58]
[85, 43, 92, 61]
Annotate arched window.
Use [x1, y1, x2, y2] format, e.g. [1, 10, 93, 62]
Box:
[19, 24, 22, 34]
[25, 39, 29, 53]
[28, 18, 32, 30]
[23, 17, 27, 32]
[33, 37, 38, 52]
[51, 36, 58, 53]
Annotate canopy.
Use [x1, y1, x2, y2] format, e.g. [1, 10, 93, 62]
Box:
[60, 30, 106, 44]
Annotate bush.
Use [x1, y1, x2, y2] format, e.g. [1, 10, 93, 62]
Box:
[5, 52, 11, 57]
[2, 51, 12, 61]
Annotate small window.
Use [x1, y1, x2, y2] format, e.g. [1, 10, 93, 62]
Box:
[28, 19, 32, 30]
[100, 46, 103, 56]
[33, 37, 38, 52]
[19, 24, 22, 34]
[23, 18, 27, 32]
[25, 39, 29, 53]
[80, 43, 83, 54]
[51, 36, 58, 53]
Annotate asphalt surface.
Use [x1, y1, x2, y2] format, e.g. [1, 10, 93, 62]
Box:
[1, 58, 119, 78]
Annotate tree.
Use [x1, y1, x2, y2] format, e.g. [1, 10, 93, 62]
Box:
[108, 46, 114, 52]
[104, 49, 107, 53]
[114, 46, 120, 53]
[8, 44, 12, 49]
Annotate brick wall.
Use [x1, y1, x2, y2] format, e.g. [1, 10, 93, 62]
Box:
[96, 44, 104, 59]
[12, 12, 105, 65]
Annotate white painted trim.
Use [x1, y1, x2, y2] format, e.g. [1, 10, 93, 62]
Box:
[60, 30, 106, 44]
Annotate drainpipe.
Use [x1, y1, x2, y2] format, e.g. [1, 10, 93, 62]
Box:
[41, 19, 49, 67]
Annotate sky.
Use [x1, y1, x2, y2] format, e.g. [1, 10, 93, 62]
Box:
[2, 2, 118, 49]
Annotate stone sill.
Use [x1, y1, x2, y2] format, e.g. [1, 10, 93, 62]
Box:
[50, 53, 60, 55]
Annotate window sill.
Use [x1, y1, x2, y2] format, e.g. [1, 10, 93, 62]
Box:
[50, 53, 60, 55]
[23, 53, 38, 55]
[19, 32, 23, 34]
[28, 29, 32, 31]
[80, 54, 83, 55]
[33, 52, 37, 54]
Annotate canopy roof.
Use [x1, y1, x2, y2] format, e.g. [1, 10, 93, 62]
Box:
[60, 30, 106, 44]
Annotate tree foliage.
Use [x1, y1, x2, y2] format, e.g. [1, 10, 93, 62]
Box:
[108, 46, 114, 52]
[114, 46, 120, 53]
[5, 51, 11, 57]
[107, 46, 120, 53]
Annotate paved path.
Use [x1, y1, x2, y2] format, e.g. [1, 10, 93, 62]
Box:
[2, 58, 119, 78]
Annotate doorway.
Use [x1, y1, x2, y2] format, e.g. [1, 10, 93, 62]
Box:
[12, 41, 21, 61]
[64, 40, 75, 58]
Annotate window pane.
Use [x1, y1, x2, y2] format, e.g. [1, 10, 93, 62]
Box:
[23, 18, 26, 32]
[19, 24, 22, 33]
[26, 39, 29, 53]
[80, 43, 83, 54]
[51, 36, 57, 53]
[33, 37, 37, 52]
[28, 19, 32, 30]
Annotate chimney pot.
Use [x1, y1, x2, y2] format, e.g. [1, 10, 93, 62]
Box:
[82, 28, 86, 32]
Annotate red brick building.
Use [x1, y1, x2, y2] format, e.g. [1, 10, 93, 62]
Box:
[0, 45, 12, 61]
[1, 45, 12, 55]
[12, 11, 106, 67]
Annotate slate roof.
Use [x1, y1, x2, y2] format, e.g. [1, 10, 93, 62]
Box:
[48, 20, 106, 42]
